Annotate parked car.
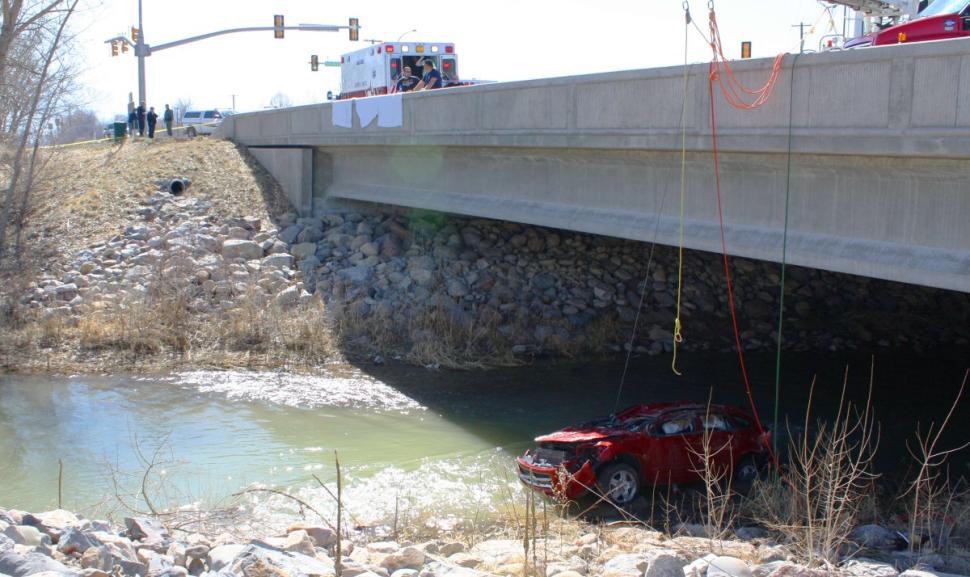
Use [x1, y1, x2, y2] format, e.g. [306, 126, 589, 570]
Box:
[516, 402, 770, 505]
[182, 109, 233, 137]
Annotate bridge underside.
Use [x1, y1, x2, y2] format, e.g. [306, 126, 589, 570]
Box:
[290, 145, 967, 293]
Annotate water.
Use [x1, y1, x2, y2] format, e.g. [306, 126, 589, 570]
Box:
[1, 349, 967, 526]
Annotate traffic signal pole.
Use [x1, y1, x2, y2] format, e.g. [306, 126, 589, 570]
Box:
[136, 0, 145, 107]
[108, 0, 359, 107]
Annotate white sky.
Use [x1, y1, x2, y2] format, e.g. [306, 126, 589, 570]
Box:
[71, 0, 855, 120]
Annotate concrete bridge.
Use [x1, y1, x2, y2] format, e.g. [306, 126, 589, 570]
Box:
[220, 38, 970, 293]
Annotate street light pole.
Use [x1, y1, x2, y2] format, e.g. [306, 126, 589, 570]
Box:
[397, 29, 417, 42]
[137, 0, 146, 106]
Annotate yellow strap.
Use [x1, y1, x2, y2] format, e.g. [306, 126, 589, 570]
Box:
[672, 3, 691, 377]
[40, 123, 215, 149]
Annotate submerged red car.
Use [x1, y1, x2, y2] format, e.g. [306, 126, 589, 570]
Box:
[516, 402, 769, 505]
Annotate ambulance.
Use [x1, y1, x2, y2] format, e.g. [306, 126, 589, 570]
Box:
[338, 41, 460, 99]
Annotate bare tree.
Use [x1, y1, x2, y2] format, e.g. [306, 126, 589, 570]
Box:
[0, 0, 67, 88]
[0, 0, 78, 265]
[173, 97, 192, 124]
[269, 92, 291, 109]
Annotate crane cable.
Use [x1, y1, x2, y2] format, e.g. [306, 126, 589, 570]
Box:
[671, 1, 692, 376]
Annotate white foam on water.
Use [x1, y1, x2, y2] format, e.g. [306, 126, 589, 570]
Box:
[170, 369, 426, 412]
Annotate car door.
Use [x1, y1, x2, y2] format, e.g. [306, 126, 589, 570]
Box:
[640, 410, 701, 485]
[695, 412, 738, 478]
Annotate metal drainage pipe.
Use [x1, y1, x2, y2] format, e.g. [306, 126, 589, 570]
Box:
[168, 178, 190, 196]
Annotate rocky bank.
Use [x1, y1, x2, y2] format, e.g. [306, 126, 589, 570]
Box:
[8, 178, 969, 369]
[2, 507, 965, 577]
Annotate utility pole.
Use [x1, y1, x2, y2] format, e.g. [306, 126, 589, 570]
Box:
[231, 94, 237, 111]
[792, 22, 808, 53]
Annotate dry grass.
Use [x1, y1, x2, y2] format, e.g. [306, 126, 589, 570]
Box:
[11, 137, 288, 275]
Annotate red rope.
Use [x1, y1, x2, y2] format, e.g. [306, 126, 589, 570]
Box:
[706, 65, 766, 439]
[707, 10, 785, 110]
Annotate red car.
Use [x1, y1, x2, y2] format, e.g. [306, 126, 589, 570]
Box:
[844, 0, 970, 48]
[516, 402, 770, 505]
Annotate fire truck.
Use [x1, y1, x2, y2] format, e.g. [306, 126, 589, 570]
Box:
[833, 0, 970, 48]
[338, 41, 460, 99]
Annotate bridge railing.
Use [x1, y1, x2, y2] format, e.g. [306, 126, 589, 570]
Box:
[222, 37, 970, 159]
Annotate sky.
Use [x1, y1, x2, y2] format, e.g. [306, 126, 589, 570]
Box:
[69, 0, 856, 120]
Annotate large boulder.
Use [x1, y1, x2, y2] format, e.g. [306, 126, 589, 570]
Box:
[707, 556, 753, 577]
[231, 543, 335, 577]
[286, 525, 336, 549]
[841, 559, 898, 577]
[56, 527, 94, 555]
[222, 239, 263, 261]
[1, 526, 48, 548]
[278, 224, 303, 244]
[23, 510, 79, 535]
[381, 547, 425, 571]
[0, 548, 74, 577]
[339, 265, 374, 286]
[851, 525, 898, 550]
[206, 544, 245, 572]
[125, 517, 169, 543]
[601, 551, 686, 577]
[289, 243, 317, 260]
[262, 254, 294, 269]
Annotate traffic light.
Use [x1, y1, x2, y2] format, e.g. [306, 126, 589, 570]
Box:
[274, 14, 284, 39]
[121, 42, 129, 53]
[741, 41, 752, 59]
[111, 40, 119, 56]
[131, 27, 140, 44]
[310, 55, 319, 71]
[348, 17, 359, 41]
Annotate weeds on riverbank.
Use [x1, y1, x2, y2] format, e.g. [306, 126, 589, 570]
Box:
[0, 263, 630, 373]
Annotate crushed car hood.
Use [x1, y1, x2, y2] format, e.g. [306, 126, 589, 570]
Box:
[536, 429, 619, 444]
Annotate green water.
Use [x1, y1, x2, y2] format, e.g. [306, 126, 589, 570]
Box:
[1, 350, 967, 525]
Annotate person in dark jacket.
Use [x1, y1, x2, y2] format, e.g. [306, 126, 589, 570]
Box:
[414, 59, 441, 91]
[393, 66, 420, 93]
[146, 107, 158, 138]
[127, 109, 137, 136]
[136, 103, 146, 136]
[163, 104, 174, 137]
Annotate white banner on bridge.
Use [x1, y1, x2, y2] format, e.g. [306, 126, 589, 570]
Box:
[377, 93, 403, 128]
[332, 100, 353, 128]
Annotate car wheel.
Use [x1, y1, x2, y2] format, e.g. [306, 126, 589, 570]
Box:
[732, 455, 762, 493]
[596, 462, 639, 505]
[186, 127, 196, 138]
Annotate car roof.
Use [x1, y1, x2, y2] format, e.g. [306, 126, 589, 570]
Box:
[617, 402, 750, 420]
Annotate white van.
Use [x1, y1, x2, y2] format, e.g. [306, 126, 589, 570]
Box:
[182, 109, 233, 137]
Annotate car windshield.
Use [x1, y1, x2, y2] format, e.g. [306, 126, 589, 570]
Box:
[577, 413, 654, 431]
[919, 0, 969, 17]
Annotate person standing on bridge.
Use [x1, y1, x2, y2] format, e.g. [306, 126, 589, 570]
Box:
[414, 59, 441, 91]
[136, 103, 146, 136]
[146, 107, 158, 139]
[393, 66, 420, 93]
[163, 104, 174, 137]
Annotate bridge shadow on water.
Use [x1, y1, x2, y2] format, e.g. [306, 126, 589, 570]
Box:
[353, 346, 970, 481]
